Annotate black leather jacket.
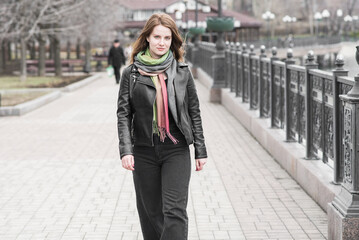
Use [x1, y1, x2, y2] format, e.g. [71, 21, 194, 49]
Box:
[117, 61, 207, 160]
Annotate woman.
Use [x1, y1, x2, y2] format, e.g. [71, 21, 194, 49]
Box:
[117, 13, 207, 240]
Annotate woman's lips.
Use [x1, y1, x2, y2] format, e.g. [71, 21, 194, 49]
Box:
[157, 48, 165, 51]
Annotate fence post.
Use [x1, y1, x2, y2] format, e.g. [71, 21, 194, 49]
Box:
[328, 65, 359, 239]
[248, 45, 255, 109]
[230, 42, 236, 92]
[191, 38, 199, 78]
[285, 48, 296, 141]
[235, 42, 241, 97]
[225, 41, 230, 88]
[304, 50, 318, 159]
[210, 32, 226, 103]
[270, 47, 278, 128]
[332, 55, 348, 184]
[259, 45, 266, 117]
[241, 43, 247, 103]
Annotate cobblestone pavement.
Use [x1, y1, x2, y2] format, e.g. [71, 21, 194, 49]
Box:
[0, 73, 327, 240]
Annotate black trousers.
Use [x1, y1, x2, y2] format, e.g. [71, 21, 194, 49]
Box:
[113, 65, 121, 84]
[133, 136, 191, 240]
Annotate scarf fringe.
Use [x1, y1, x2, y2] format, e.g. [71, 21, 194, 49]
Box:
[158, 127, 179, 144]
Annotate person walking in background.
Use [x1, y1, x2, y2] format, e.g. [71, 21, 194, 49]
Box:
[117, 13, 207, 240]
[108, 39, 126, 84]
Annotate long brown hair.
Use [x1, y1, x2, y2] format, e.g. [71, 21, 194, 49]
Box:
[130, 13, 184, 63]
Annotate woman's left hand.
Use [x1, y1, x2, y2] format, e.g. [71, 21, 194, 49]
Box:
[195, 158, 207, 171]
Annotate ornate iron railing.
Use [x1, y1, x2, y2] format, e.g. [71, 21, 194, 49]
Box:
[188, 41, 355, 184]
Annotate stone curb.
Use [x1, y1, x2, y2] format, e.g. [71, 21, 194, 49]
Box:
[195, 66, 341, 212]
[61, 74, 101, 92]
[0, 90, 62, 116]
[0, 73, 101, 116]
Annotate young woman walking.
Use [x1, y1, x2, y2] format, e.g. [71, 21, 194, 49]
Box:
[117, 13, 207, 240]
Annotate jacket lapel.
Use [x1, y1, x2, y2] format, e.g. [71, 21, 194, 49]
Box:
[137, 75, 155, 88]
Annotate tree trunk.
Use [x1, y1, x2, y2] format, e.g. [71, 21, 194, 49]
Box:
[15, 41, 19, 60]
[76, 38, 81, 59]
[83, 39, 91, 73]
[53, 36, 62, 77]
[29, 41, 36, 60]
[7, 41, 11, 61]
[20, 38, 27, 82]
[1, 41, 6, 71]
[67, 40, 71, 59]
[49, 40, 53, 59]
[38, 36, 46, 76]
[0, 41, 3, 74]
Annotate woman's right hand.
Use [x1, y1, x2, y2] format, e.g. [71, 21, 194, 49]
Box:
[121, 155, 135, 171]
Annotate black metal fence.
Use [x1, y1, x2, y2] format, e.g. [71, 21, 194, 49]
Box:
[189, 41, 355, 184]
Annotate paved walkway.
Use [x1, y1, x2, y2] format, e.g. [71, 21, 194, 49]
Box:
[0, 73, 327, 240]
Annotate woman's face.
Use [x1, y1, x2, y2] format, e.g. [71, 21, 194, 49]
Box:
[146, 24, 172, 59]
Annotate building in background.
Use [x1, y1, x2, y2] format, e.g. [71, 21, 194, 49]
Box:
[118, 0, 261, 42]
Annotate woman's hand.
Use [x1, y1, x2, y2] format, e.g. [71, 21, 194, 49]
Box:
[195, 158, 207, 171]
[121, 155, 135, 171]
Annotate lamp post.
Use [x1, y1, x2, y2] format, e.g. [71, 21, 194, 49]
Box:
[322, 9, 330, 35]
[282, 15, 297, 35]
[314, 12, 322, 37]
[337, 9, 343, 37]
[353, 15, 359, 38]
[183, 0, 188, 33]
[344, 15, 353, 40]
[262, 10, 275, 45]
[175, 10, 183, 30]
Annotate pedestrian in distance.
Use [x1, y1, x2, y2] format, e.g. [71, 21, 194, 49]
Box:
[108, 39, 126, 84]
[117, 13, 207, 240]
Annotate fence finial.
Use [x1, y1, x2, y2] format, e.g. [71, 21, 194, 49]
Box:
[260, 45, 266, 54]
[307, 50, 315, 64]
[335, 54, 344, 70]
[242, 43, 247, 52]
[236, 42, 241, 51]
[287, 48, 293, 59]
[250, 44, 254, 53]
[271, 47, 277, 56]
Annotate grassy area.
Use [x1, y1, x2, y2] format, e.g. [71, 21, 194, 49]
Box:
[0, 75, 89, 89]
[1, 91, 48, 106]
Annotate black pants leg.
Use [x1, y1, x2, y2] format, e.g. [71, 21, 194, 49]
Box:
[113, 65, 121, 84]
[133, 143, 191, 240]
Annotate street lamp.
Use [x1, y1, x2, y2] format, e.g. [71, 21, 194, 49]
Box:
[183, 0, 188, 32]
[353, 15, 359, 34]
[314, 12, 322, 37]
[322, 9, 330, 35]
[344, 15, 353, 39]
[337, 9, 343, 36]
[175, 10, 183, 30]
[282, 15, 297, 35]
[262, 10, 275, 42]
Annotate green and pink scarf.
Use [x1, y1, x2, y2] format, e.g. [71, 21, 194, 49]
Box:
[134, 48, 178, 144]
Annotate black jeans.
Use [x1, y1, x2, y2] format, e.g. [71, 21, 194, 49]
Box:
[113, 65, 121, 84]
[133, 136, 191, 240]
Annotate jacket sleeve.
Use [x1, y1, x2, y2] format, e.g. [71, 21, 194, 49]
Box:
[117, 66, 133, 159]
[187, 69, 207, 159]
